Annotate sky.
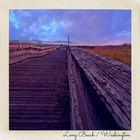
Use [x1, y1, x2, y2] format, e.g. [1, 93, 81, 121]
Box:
[9, 10, 131, 45]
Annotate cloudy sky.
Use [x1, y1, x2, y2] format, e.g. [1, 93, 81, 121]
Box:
[9, 10, 131, 45]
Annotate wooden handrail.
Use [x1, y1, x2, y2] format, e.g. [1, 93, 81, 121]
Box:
[68, 47, 131, 130]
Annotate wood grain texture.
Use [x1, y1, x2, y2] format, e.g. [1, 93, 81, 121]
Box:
[69, 47, 131, 130]
[9, 48, 70, 130]
[9, 46, 131, 130]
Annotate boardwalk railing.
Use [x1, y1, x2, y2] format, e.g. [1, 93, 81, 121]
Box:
[10, 44, 59, 64]
[10, 45, 131, 130]
[68, 47, 131, 130]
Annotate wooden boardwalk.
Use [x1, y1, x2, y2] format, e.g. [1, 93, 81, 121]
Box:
[69, 47, 131, 130]
[9, 48, 70, 130]
[9, 46, 131, 130]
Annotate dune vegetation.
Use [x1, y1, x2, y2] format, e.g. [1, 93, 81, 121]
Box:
[83, 44, 131, 66]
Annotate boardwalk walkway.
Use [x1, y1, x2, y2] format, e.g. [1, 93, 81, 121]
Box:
[9, 47, 70, 130]
[9, 46, 131, 130]
[69, 47, 131, 130]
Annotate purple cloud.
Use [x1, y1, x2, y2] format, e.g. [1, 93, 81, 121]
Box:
[9, 9, 131, 45]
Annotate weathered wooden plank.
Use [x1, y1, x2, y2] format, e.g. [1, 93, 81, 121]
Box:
[70, 47, 131, 130]
[9, 48, 70, 130]
[72, 48, 131, 93]
[68, 50, 121, 130]
[10, 123, 70, 130]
